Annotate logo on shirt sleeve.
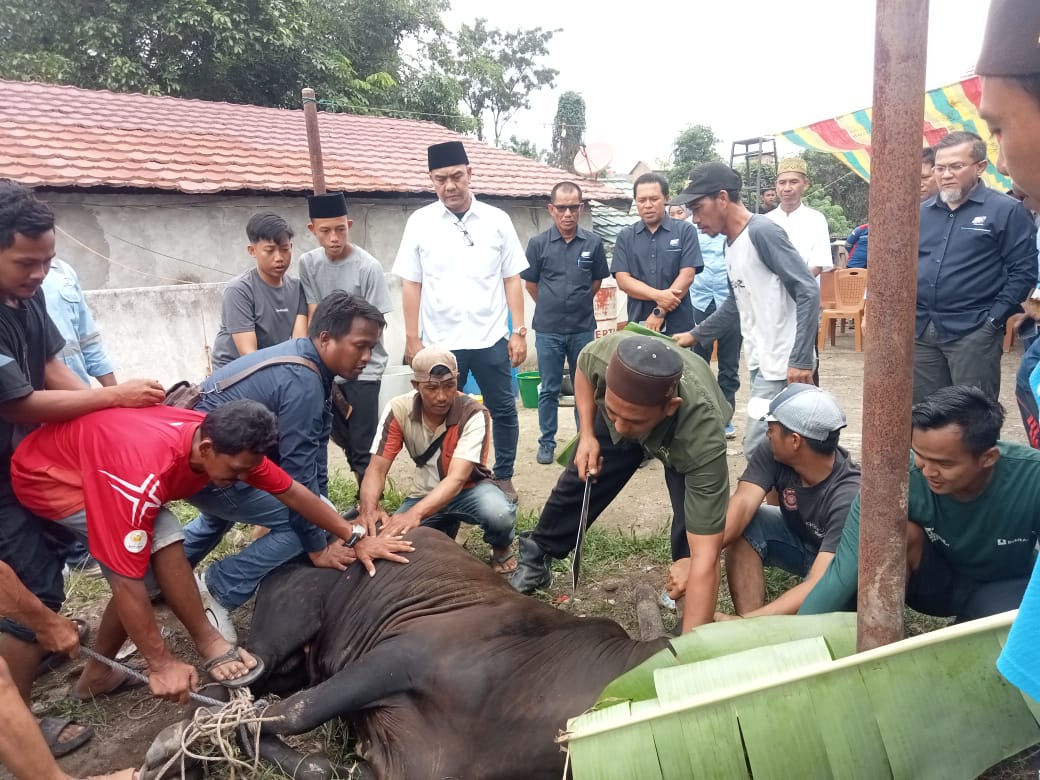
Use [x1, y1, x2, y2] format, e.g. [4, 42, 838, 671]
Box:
[99, 469, 162, 527]
[124, 530, 149, 553]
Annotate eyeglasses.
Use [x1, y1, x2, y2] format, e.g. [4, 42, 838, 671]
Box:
[551, 203, 582, 213]
[932, 161, 984, 174]
[453, 219, 474, 246]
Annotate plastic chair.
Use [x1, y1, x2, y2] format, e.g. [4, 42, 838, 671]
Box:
[818, 268, 868, 351]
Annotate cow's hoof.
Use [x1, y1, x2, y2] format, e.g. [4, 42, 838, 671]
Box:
[141, 719, 204, 780]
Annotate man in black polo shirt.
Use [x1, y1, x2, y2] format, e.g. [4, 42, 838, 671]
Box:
[522, 181, 609, 465]
[913, 130, 1037, 403]
[0, 180, 165, 749]
[613, 172, 702, 335]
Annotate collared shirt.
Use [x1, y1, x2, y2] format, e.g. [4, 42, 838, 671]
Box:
[521, 225, 609, 333]
[194, 338, 335, 553]
[917, 181, 1038, 340]
[612, 215, 703, 334]
[688, 228, 729, 311]
[371, 390, 493, 498]
[41, 259, 115, 384]
[765, 203, 834, 272]
[392, 198, 528, 350]
[577, 331, 731, 535]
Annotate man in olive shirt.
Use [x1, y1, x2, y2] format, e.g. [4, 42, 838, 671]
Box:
[522, 181, 609, 465]
[511, 332, 731, 631]
[801, 386, 1040, 621]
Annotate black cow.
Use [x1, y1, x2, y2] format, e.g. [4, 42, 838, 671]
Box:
[236, 527, 668, 779]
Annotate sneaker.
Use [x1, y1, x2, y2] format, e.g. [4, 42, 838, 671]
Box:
[195, 572, 236, 644]
[536, 443, 555, 465]
[492, 478, 518, 504]
[725, 422, 737, 439]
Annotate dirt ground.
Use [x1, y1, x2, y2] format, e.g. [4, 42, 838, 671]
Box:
[22, 331, 1033, 780]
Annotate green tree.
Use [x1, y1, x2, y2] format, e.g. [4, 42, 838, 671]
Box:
[802, 150, 869, 227]
[551, 91, 586, 171]
[439, 19, 559, 144]
[0, 0, 470, 129]
[666, 124, 722, 192]
[804, 185, 852, 236]
[504, 135, 547, 162]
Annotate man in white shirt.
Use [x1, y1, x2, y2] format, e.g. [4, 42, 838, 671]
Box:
[392, 141, 528, 502]
[766, 157, 833, 277]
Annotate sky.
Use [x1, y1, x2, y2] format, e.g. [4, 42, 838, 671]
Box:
[442, 0, 989, 173]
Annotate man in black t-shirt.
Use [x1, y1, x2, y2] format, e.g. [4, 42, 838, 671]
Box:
[667, 383, 859, 618]
[0, 180, 165, 754]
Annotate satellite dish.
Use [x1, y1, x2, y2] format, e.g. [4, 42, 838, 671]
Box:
[573, 142, 613, 179]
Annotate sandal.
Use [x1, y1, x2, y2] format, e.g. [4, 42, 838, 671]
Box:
[202, 646, 265, 689]
[39, 715, 94, 758]
[490, 551, 518, 575]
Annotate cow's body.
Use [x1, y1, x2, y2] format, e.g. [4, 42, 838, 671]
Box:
[247, 527, 667, 779]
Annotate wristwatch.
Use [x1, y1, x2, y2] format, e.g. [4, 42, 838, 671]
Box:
[345, 523, 367, 548]
[651, 307, 664, 318]
[512, 326, 528, 337]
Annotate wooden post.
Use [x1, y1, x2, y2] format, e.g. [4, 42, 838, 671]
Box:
[302, 87, 326, 196]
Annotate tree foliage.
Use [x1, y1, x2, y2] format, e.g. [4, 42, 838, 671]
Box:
[802, 150, 869, 227]
[0, 0, 472, 130]
[437, 18, 559, 144]
[504, 135, 547, 163]
[666, 124, 723, 192]
[551, 91, 586, 171]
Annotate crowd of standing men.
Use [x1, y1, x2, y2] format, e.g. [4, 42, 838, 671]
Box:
[4, 0, 1040, 775]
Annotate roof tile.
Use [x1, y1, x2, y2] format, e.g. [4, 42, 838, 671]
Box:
[0, 80, 629, 207]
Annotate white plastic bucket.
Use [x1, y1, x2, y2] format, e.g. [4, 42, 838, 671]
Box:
[378, 365, 414, 413]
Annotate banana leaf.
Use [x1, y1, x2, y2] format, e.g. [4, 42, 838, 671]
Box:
[563, 611, 1039, 780]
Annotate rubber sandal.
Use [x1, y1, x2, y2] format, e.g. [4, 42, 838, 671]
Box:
[490, 551, 517, 575]
[202, 646, 265, 689]
[39, 715, 94, 758]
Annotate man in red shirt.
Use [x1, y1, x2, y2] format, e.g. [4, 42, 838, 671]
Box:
[12, 399, 412, 703]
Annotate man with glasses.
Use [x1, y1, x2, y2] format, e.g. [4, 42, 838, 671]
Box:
[913, 130, 1037, 403]
[521, 181, 609, 464]
[393, 141, 528, 502]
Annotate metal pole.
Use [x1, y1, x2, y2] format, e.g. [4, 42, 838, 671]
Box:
[857, 0, 929, 651]
[302, 88, 327, 196]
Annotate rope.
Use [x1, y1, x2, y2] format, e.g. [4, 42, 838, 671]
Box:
[79, 645, 225, 707]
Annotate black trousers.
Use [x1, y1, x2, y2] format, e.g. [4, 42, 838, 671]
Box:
[531, 410, 691, 562]
[332, 379, 381, 481]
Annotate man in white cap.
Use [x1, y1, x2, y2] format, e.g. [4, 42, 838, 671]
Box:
[361, 346, 517, 573]
[393, 141, 528, 502]
[766, 157, 833, 277]
[668, 384, 860, 617]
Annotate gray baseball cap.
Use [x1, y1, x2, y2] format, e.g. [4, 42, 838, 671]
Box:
[762, 383, 846, 440]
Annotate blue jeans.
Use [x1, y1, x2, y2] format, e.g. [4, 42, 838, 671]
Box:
[454, 339, 518, 480]
[745, 370, 787, 457]
[742, 505, 817, 578]
[182, 483, 312, 610]
[534, 330, 594, 448]
[691, 301, 741, 413]
[396, 481, 516, 550]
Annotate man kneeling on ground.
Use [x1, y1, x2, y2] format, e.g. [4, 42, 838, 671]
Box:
[800, 385, 1040, 621]
[667, 384, 860, 618]
[360, 346, 517, 573]
[11, 400, 412, 703]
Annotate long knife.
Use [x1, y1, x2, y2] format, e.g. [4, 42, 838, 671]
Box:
[571, 473, 593, 592]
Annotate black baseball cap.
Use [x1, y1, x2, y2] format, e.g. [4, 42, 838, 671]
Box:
[666, 163, 743, 207]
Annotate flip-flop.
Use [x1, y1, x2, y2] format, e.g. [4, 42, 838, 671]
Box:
[490, 551, 518, 575]
[202, 645, 265, 689]
[34, 618, 91, 679]
[67, 665, 148, 701]
[39, 715, 94, 758]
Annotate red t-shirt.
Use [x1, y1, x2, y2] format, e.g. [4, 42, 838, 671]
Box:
[11, 406, 292, 578]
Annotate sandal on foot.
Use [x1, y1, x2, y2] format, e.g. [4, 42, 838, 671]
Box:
[35, 618, 91, 679]
[202, 646, 265, 689]
[490, 551, 517, 575]
[39, 715, 94, 758]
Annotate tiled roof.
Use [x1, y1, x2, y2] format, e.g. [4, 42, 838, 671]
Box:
[0, 80, 629, 207]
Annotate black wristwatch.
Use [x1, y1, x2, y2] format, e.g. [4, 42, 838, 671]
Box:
[345, 523, 367, 548]
[651, 307, 664, 318]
